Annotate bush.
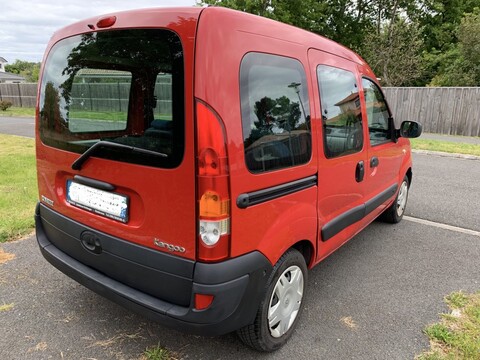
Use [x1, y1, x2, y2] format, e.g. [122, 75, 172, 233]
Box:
[0, 101, 13, 111]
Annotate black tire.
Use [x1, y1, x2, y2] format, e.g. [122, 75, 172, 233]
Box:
[381, 175, 409, 223]
[237, 249, 307, 352]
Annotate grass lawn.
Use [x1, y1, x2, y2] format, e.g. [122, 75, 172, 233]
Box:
[410, 138, 480, 157]
[0, 106, 35, 117]
[417, 291, 480, 359]
[0, 134, 37, 242]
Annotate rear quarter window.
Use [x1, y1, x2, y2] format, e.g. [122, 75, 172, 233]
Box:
[240, 53, 311, 173]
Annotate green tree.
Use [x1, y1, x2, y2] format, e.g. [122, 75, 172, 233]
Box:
[199, 0, 479, 86]
[419, 0, 478, 85]
[361, 18, 424, 86]
[429, 8, 480, 86]
[4, 60, 41, 82]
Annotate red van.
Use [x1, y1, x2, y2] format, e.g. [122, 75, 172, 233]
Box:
[35, 6, 421, 351]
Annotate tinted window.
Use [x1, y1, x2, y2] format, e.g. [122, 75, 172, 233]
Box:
[317, 65, 363, 158]
[240, 53, 311, 173]
[362, 78, 391, 145]
[39, 29, 184, 168]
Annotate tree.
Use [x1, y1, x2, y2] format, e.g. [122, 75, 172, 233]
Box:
[458, 8, 480, 83]
[428, 8, 480, 86]
[199, 0, 478, 86]
[358, 18, 425, 86]
[4, 60, 41, 82]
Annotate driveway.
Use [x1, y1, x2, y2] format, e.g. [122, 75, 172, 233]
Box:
[1, 154, 480, 359]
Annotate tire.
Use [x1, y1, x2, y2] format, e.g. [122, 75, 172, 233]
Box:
[237, 249, 307, 352]
[381, 175, 409, 223]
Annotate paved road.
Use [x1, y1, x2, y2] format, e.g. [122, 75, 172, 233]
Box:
[0, 116, 34, 138]
[1, 153, 479, 359]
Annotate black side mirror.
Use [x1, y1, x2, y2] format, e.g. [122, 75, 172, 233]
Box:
[399, 121, 422, 138]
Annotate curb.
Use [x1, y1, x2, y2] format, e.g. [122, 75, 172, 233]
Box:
[412, 149, 480, 160]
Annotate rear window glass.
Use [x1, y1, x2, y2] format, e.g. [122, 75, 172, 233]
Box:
[240, 53, 311, 173]
[39, 29, 184, 168]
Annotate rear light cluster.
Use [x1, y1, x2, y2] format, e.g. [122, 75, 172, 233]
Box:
[196, 101, 231, 262]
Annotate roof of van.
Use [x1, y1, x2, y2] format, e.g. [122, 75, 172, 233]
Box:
[200, 7, 365, 65]
[47, 6, 365, 66]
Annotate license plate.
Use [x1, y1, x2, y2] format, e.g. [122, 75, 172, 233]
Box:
[66, 180, 129, 223]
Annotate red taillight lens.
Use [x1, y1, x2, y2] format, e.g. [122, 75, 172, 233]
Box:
[196, 101, 230, 262]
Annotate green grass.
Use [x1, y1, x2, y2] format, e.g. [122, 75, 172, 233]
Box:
[416, 291, 480, 360]
[0, 106, 35, 117]
[0, 134, 37, 242]
[143, 344, 174, 360]
[410, 138, 480, 157]
[69, 110, 127, 122]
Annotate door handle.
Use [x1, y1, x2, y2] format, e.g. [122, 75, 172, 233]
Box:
[370, 156, 379, 168]
[355, 161, 365, 182]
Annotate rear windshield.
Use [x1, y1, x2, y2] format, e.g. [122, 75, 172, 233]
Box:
[39, 29, 184, 168]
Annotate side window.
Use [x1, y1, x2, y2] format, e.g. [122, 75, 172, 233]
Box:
[240, 53, 311, 173]
[362, 78, 391, 145]
[317, 65, 363, 158]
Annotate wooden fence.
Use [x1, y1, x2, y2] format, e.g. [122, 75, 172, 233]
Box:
[384, 87, 480, 137]
[0, 83, 37, 108]
[2, 84, 480, 137]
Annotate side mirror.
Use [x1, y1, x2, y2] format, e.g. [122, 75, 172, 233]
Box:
[399, 121, 422, 138]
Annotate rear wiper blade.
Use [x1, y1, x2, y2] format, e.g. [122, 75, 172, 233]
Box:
[71, 140, 168, 170]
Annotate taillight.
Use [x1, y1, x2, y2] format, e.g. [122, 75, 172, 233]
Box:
[196, 101, 230, 262]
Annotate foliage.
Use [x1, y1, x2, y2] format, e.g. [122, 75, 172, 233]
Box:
[143, 344, 173, 360]
[410, 138, 480, 157]
[0, 107, 35, 117]
[416, 291, 480, 359]
[199, 0, 480, 86]
[361, 19, 424, 86]
[4, 60, 40, 82]
[0, 135, 37, 242]
[427, 8, 480, 86]
[0, 101, 13, 111]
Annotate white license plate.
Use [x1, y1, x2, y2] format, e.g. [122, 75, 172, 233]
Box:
[66, 180, 129, 223]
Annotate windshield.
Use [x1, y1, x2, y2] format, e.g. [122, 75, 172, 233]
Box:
[39, 29, 184, 168]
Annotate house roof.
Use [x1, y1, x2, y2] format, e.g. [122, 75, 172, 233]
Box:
[0, 57, 7, 63]
[0, 71, 25, 81]
[335, 92, 360, 106]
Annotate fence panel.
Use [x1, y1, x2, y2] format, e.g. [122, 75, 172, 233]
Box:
[3, 84, 480, 137]
[384, 87, 480, 137]
[0, 83, 37, 107]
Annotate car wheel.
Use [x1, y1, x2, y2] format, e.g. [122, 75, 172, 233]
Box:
[237, 249, 307, 352]
[381, 175, 409, 223]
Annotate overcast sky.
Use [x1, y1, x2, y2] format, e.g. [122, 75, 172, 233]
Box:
[0, 0, 197, 64]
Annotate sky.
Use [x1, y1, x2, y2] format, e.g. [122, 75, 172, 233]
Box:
[0, 0, 197, 64]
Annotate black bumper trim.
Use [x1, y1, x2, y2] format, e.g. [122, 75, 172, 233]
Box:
[35, 203, 272, 335]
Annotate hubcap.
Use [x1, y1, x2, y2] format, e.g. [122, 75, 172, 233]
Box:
[396, 180, 408, 217]
[268, 265, 304, 338]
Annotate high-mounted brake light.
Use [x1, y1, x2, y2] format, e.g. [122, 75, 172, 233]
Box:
[196, 101, 230, 262]
[96, 16, 117, 29]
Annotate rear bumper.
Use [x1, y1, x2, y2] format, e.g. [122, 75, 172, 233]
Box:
[35, 203, 272, 336]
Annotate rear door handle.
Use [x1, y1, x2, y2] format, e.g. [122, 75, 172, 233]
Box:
[355, 161, 365, 182]
[370, 156, 379, 168]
